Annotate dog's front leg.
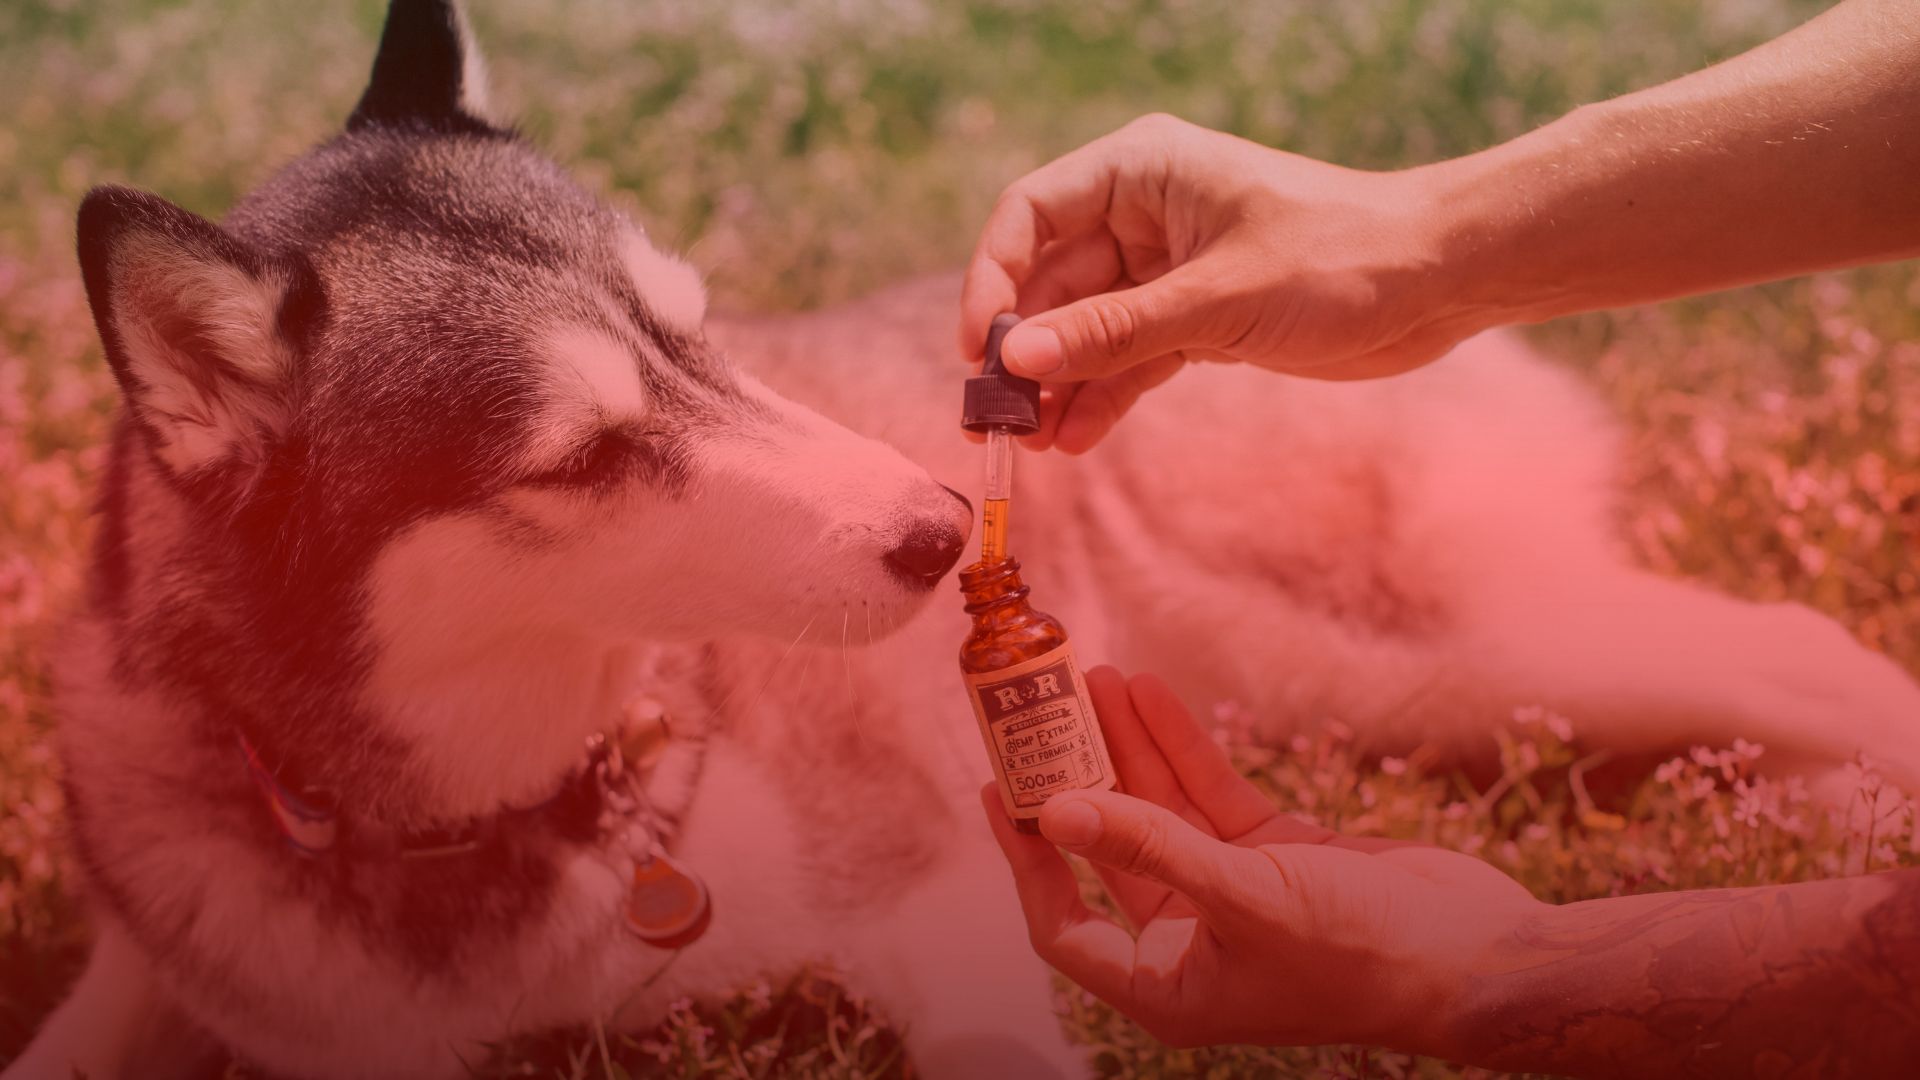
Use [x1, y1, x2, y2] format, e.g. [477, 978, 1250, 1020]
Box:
[833, 820, 1087, 1080]
[3, 918, 221, 1080]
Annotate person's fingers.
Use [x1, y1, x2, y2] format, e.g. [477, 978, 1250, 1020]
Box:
[1328, 835, 1428, 854]
[999, 265, 1222, 382]
[958, 242, 1019, 366]
[1085, 666, 1182, 807]
[978, 785, 1144, 1006]
[1015, 320, 1440, 452]
[974, 231, 1128, 453]
[1037, 789, 1263, 928]
[1079, 666, 1187, 927]
[959, 133, 1140, 363]
[1051, 353, 1187, 454]
[1121, 674, 1331, 845]
[979, 784, 1081, 929]
[1018, 232, 1127, 320]
[1017, 382, 1080, 452]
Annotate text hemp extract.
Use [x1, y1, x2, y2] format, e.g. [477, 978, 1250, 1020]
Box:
[958, 313, 1117, 834]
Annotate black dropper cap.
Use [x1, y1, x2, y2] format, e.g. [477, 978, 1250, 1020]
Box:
[961, 313, 1041, 434]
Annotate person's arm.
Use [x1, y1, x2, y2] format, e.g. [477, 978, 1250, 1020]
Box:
[961, 0, 1920, 452]
[1447, 870, 1920, 1077]
[1432, 0, 1920, 329]
[984, 667, 1920, 1072]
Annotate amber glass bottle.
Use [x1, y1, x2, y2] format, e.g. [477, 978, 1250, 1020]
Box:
[959, 558, 1116, 833]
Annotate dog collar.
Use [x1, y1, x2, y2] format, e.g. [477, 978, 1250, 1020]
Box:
[237, 727, 609, 860]
[237, 731, 343, 856]
[235, 701, 713, 947]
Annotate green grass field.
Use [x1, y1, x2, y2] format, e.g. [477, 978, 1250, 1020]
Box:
[3, 0, 1918, 1076]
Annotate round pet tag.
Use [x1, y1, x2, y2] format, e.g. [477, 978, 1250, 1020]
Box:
[624, 853, 711, 949]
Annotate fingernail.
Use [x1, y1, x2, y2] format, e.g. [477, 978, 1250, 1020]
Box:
[1041, 797, 1102, 848]
[1004, 326, 1063, 376]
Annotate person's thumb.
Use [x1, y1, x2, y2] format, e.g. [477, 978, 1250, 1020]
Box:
[1039, 790, 1256, 919]
[1002, 270, 1218, 381]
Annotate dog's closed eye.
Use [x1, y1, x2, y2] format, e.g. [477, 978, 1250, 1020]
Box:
[524, 429, 640, 491]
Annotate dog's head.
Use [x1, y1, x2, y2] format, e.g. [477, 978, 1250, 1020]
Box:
[76, 1, 971, 674]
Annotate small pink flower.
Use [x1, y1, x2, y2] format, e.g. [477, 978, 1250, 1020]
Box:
[1545, 714, 1575, 743]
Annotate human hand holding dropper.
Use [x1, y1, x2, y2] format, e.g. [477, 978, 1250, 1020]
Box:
[960, 0, 1920, 453]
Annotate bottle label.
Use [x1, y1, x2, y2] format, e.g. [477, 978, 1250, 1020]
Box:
[962, 641, 1116, 821]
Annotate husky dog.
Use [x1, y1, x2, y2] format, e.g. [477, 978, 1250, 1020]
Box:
[13, 1, 1920, 1078]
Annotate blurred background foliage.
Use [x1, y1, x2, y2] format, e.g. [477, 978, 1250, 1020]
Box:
[4, 0, 1918, 1076]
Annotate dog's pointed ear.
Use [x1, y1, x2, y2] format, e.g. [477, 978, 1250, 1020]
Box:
[348, 0, 496, 134]
[77, 185, 317, 484]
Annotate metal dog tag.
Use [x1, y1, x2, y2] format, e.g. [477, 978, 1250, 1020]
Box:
[624, 853, 711, 949]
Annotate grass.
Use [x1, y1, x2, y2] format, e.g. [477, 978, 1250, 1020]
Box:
[3, 0, 1918, 1075]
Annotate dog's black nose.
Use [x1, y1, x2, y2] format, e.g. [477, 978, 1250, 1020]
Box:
[884, 524, 968, 589]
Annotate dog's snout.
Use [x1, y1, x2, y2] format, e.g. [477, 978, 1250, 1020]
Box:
[940, 483, 973, 515]
[884, 523, 968, 590]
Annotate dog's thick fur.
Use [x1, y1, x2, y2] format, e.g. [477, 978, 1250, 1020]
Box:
[12, 3, 1920, 1078]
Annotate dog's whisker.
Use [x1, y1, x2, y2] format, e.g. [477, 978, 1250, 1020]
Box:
[732, 613, 818, 725]
[704, 604, 817, 723]
[699, 533, 839, 724]
[842, 606, 867, 744]
[789, 633, 821, 703]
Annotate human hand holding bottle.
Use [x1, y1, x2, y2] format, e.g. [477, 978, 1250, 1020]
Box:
[980, 667, 1541, 1053]
[983, 668, 1920, 1071]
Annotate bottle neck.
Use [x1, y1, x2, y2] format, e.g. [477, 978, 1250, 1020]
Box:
[955, 555, 1069, 674]
[957, 557, 1032, 618]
